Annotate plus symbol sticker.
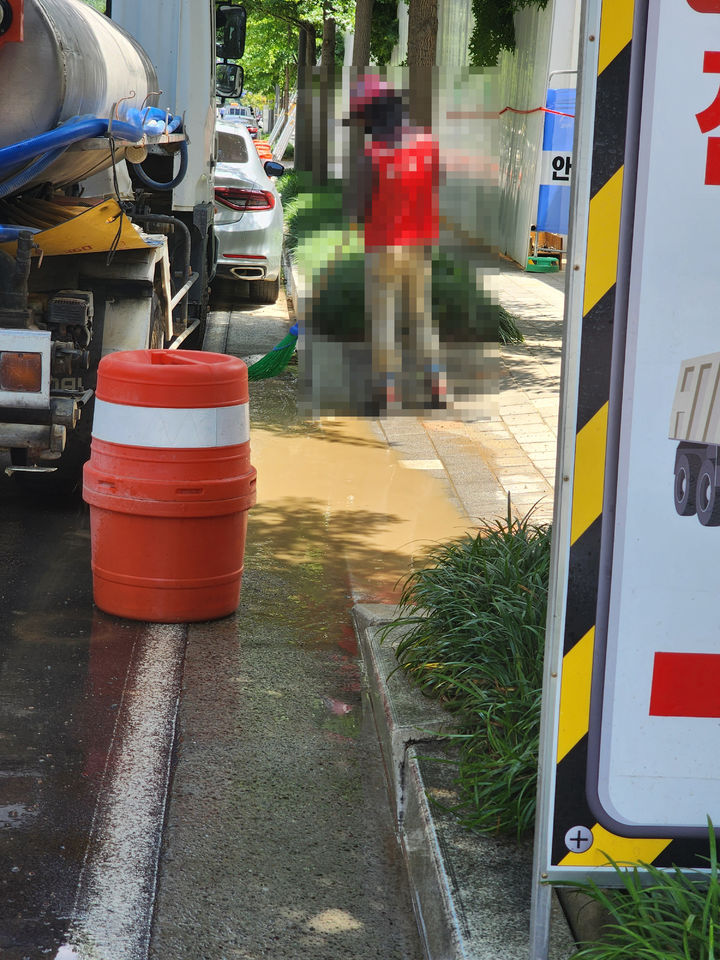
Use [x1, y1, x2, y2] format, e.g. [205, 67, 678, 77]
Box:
[564, 825, 594, 853]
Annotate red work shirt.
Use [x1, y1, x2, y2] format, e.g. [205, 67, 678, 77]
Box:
[363, 131, 440, 249]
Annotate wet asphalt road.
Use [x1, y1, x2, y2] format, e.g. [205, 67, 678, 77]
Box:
[0, 475, 186, 960]
[0, 480, 96, 957]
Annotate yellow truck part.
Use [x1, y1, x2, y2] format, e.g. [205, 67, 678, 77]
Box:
[0, 199, 163, 258]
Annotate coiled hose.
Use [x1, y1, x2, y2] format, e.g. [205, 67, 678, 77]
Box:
[128, 138, 188, 191]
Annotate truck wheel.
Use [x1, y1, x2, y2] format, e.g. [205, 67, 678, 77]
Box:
[674, 452, 698, 516]
[696, 458, 720, 526]
[250, 277, 280, 304]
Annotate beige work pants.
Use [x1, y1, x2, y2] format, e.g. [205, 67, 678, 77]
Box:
[364, 245, 438, 391]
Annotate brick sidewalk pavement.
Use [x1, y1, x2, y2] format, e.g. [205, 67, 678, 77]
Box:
[373, 260, 565, 526]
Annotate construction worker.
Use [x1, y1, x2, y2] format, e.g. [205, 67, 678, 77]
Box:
[347, 74, 444, 413]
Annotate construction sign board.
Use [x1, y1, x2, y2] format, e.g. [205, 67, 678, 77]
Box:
[533, 0, 720, 920]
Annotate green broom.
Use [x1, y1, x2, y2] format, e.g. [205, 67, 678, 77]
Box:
[246, 322, 298, 380]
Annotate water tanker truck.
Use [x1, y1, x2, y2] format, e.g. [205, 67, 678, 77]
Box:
[0, 0, 245, 481]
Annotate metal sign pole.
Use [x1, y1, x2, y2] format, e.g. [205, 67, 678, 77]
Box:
[529, 0, 601, 952]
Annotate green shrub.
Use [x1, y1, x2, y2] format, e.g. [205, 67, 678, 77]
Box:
[298, 245, 516, 345]
[284, 180, 524, 346]
[277, 169, 302, 205]
[432, 252, 503, 342]
[303, 247, 366, 342]
[278, 170, 316, 213]
[383, 508, 551, 837]
[283, 185, 345, 253]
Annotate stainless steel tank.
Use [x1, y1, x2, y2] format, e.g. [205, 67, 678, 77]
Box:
[0, 0, 159, 190]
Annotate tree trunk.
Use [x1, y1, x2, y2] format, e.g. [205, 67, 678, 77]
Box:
[407, 0, 437, 129]
[283, 24, 292, 112]
[321, 11, 335, 67]
[314, 13, 336, 186]
[306, 23, 317, 66]
[296, 23, 319, 172]
[295, 27, 310, 171]
[352, 0, 374, 67]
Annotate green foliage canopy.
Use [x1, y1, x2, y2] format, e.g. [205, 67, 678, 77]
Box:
[239, 0, 354, 96]
[240, 13, 298, 98]
[469, 0, 549, 67]
[369, 0, 400, 66]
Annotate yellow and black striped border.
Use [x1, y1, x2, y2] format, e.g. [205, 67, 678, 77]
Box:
[550, 0, 676, 870]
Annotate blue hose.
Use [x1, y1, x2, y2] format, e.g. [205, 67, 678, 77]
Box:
[0, 116, 145, 180]
[0, 147, 69, 199]
[0, 111, 186, 197]
[129, 138, 188, 191]
[0, 225, 38, 242]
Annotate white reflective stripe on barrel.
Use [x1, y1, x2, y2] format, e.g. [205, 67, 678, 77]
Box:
[92, 399, 250, 448]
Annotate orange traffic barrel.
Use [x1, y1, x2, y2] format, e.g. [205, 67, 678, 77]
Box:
[83, 350, 256, 623]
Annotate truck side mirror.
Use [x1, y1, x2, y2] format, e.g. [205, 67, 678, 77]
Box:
[216, 4, 246, 60]
[216, 63, 244, 99]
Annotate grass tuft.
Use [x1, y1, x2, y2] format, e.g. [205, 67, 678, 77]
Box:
[499, 306, 524, 344]
[276, 168, 310, 210]
[381, 505, 551, 837]
[555, 820, 720, 959]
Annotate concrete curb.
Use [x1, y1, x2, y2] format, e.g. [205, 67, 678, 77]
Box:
[353, 603, 577, 960]
[281, 246, 299, 311]
[403, 746, 469, 960]
[352, 603, 453, 819]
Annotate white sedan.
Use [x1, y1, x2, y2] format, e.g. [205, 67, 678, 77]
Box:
[214, 120, 284, 303]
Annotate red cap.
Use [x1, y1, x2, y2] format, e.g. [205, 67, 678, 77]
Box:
[349, 75, 395, 114]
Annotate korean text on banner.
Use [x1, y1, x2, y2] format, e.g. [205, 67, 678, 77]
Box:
[536, 88, 576, 235]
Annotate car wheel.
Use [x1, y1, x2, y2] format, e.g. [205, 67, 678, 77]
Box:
[251, 277, 280, 304]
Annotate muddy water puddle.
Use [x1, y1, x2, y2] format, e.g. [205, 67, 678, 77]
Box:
[247, 414, 470, 612]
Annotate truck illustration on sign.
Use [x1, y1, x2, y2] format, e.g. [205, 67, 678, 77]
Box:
[670, 352, 720, 525]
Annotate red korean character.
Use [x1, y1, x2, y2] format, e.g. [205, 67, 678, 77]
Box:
[696, 51, 720, 184]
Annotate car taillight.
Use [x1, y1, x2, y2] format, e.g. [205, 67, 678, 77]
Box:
[0, 352, 42, 392]
[214, 187, 275, 211]
[247, 126, 258, 134]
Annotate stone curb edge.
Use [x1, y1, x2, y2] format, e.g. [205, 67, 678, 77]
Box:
[352, 602, 577, 960]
